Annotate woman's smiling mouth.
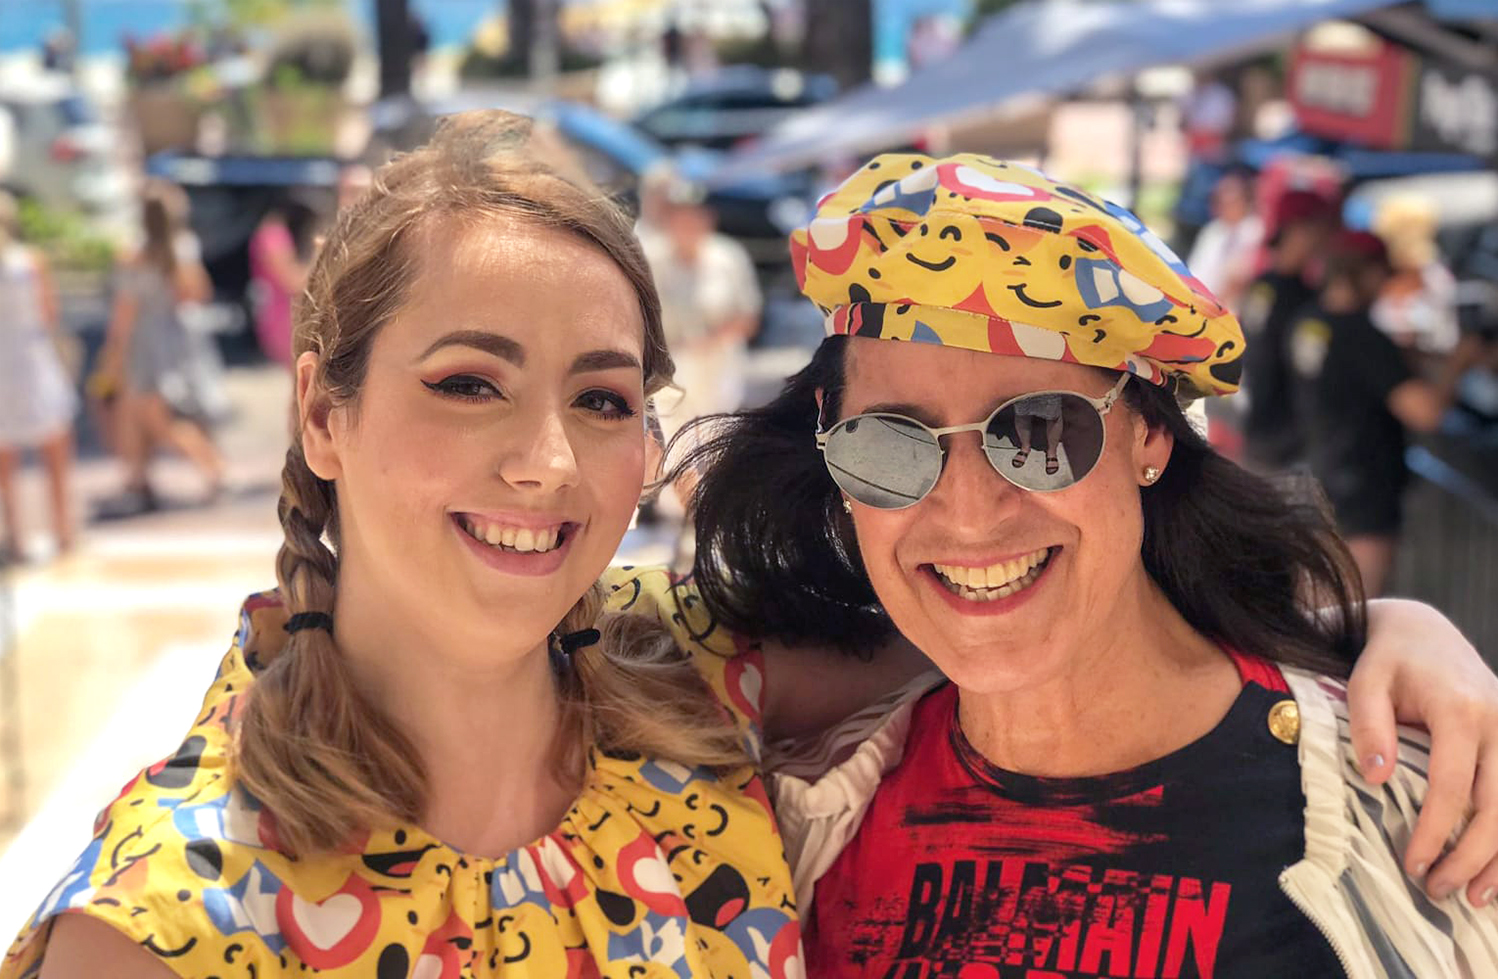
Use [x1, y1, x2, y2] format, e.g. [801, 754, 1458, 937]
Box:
[455, 514, 573, 553]
[452, 513, 580, 578]
[927, 546, 1057, 603]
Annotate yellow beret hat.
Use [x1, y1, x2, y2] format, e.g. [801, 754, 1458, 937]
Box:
[790, 153, 1245, 398]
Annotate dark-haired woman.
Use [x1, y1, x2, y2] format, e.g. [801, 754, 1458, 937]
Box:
[682, 155, 1498, 976]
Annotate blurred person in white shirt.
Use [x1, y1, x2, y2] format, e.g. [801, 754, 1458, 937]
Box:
[1187, 168, 1263, 312]
[638, 177, 761, 448]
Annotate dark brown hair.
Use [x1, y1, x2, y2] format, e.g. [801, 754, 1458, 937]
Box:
[676, 336, 1365, 675]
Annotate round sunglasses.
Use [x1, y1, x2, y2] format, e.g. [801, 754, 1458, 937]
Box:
[816, 373, 1131, 510]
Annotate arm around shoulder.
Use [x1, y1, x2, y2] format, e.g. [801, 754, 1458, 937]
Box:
[761, 632, 935, 741]
[37, 914, 178, 979]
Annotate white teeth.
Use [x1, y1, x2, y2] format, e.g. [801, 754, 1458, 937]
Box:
[932, 548, 1053, 601]
[463, 518, 565, 554]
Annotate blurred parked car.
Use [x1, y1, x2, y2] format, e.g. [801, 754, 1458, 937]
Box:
[632, 67, 837, 152]
[0, 75, 130, 214]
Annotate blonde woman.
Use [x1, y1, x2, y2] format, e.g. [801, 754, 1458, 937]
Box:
[9, 125, 1498, 978]
[8, 113, 799, 978]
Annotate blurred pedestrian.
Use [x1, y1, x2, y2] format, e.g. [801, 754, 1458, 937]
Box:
[1290, 230, 1484, 597]
[1181, 70, 1237, 164]
[1238, 189, 1338, 470]
[638, 178, 760, 449]
[247, 197, 313, 369]
[1372, 195, 1461, 356]
[0, 191, 77, 561]
[97, 180, 225, 511]
[1186, 167, 1262, 310]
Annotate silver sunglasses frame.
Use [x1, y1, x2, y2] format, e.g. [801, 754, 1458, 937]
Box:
[815, 372, 1132, 509]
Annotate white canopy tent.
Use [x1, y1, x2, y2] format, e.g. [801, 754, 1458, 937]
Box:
[712, 0, 1451, 181]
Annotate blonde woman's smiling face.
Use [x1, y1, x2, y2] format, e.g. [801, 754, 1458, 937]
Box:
[306, 215, 648, 664]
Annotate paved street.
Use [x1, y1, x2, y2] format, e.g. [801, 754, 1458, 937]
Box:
[0, 365, 289, 933]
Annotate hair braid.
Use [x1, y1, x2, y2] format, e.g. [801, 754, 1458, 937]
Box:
[232, 444, 425, 857]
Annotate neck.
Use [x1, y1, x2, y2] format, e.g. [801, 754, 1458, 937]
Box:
[332, 577, 581, 858]
[956, 571, 1239, 778]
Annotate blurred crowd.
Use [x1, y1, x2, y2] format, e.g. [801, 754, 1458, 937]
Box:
[1187, 167, 1497, 596]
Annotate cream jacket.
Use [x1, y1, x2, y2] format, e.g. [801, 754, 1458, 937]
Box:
[769, 667, 1498, 978]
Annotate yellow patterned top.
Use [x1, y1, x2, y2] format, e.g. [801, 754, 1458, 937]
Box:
[3, 567, 802, 979]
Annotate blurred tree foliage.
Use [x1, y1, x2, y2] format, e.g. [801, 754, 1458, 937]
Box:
[457, 46, 603, 80]
[264, 12, 357, 88]
[16, 198, 116, 274]
[458, 0, 602, 80]
[202, 0, 342, 29]
[715, 32, 797, 70]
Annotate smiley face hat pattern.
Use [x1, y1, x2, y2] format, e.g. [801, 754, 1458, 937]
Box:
[791, 153, 1246, 398]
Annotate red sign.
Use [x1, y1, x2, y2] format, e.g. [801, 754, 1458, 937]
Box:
[1288, 41, 1416, 149]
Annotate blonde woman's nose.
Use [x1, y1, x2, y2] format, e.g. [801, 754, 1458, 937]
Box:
[497, 407, 580, 491]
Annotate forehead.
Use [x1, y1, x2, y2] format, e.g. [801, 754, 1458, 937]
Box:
[394, 214, 645, 352]
[843, 338, 1110, 409]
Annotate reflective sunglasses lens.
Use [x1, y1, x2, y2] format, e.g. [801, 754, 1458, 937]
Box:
[984, 393, 1106, 491]
[823, 415, 942, 509]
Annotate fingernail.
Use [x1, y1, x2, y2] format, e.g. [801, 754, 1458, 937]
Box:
[1482, 887, 1496, 906]
[1363, 753, 1385, 773]
[1415, 862, 1430, 876]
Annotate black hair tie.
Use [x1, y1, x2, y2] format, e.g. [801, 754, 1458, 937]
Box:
[558, 628, 601, 656]
[285, 612, 334, 635]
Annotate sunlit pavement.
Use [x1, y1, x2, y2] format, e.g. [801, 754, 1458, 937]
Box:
[0, 365, 290, 933]
[0, 362, 690, 933]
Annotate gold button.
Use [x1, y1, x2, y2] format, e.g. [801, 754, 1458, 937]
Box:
[1268, 699, 1300, 745]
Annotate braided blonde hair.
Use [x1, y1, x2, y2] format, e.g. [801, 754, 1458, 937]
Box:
[232, 112, 749, 858]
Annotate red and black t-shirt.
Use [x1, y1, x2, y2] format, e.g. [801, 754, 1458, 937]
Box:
[805, 655, 1344, 979]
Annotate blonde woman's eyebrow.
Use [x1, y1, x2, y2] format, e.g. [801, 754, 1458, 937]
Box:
[571, 349, 641, 374]
[416, 330, 524, 365]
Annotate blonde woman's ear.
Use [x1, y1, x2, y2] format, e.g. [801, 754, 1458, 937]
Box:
[296, 352, 342, 481]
